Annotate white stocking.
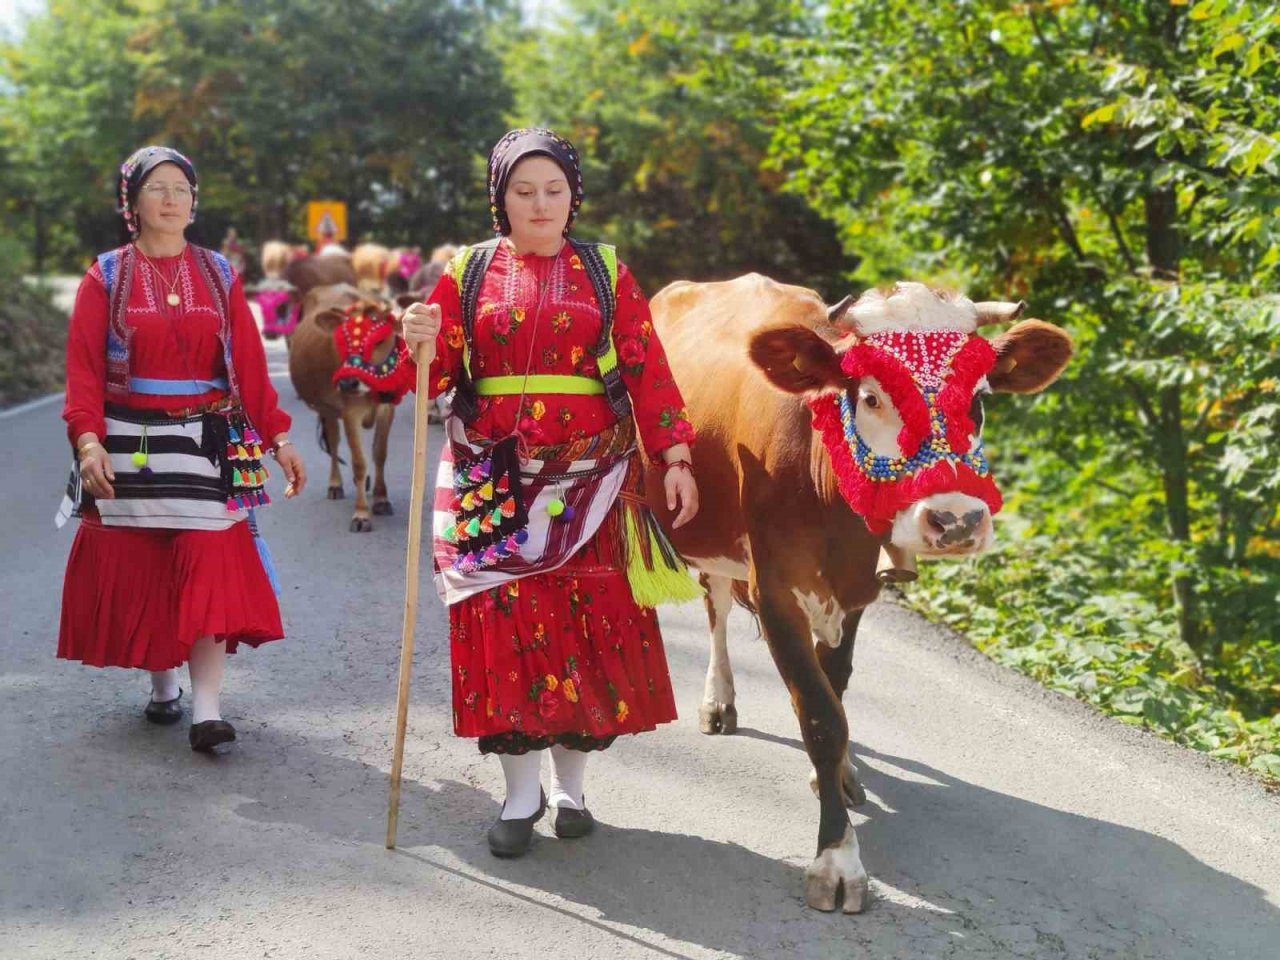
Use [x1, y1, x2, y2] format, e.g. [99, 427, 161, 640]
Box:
[549, 744, 588, 810]
[150, 668, 180, 703]
[187, 635, 226, 724]
[497, 750, 544, 820]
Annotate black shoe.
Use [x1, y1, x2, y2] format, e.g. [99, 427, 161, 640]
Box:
[488, 789, 547, 858]
[144, 689, 184, 726]
[189, 719, 236, 753]
[551, 800, 595, 839]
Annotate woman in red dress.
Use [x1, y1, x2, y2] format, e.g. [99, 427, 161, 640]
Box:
[403, 129, 700, 857]
[59, 146, 307, 752]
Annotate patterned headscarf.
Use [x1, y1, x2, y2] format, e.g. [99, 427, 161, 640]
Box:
[117, 145, 198, 238]
[487, 128, 584, 236]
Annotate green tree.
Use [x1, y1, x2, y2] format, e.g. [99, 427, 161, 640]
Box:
[1, 0, 513, 269]
[497, 0, 855, 292]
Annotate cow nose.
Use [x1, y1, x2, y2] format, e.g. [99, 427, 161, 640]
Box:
[336, 377, 361, 394]
[923, 508, 987, 548]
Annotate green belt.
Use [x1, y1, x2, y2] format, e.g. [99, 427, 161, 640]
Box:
[473, 375, 605, 396]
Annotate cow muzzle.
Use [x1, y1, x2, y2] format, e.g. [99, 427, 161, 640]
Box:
[891, 492, 994, 557]
[336, 376, 366, 395]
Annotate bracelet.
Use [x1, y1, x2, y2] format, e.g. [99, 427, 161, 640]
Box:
[662, 458, 694, 475]
[77, 441, 103, 458]
[269, 439, 293, 459]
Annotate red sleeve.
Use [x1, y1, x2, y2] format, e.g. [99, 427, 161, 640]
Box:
[62, 268, 109, 444]
[408, 267, 465, 400]
[612, 263, 696, 457]
[228, 277, 291, 439]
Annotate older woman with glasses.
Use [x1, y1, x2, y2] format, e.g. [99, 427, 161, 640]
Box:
[57, 145, 307, 753]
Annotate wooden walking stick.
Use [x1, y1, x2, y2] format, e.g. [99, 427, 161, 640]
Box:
[386, 342, 434, 849]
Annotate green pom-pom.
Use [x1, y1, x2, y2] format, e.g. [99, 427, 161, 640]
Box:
[233, 468, 243, 486]
[491, 507, 503, 524]
[444, 526, 458, 543]
[131, 451, 147, 467]
[546, 498, 565, 518]
[466, 517, 482, 537]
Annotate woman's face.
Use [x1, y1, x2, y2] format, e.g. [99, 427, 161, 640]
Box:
[133, 162, 193, 240]
[503, 155, 571, 243]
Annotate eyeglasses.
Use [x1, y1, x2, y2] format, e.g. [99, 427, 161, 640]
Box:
[141, 183, 194, 200]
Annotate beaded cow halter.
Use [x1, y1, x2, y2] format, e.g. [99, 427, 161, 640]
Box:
[330, 304, 415, 403]
[811, 324, 1003, 536]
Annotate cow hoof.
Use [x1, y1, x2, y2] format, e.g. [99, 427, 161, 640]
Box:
[327, 485, 345, 500]
[371, 500, 394, 516]
[350, 516, 373, 533]
[810, 759, 867, 808]
[804, 827, 869, 914]
[698, 702, 737, 735]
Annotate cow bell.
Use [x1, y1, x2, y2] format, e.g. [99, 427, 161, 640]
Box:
[876, 543, 918, 584]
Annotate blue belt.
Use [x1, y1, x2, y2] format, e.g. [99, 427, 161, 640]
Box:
[129, 376, 229, 396]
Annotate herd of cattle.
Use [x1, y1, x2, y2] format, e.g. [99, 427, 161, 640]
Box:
[248, 242, 1073, 915]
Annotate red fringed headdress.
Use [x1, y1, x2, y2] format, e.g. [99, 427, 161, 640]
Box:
[331, 304, 414, 404]
[810, 329, 1003, 536]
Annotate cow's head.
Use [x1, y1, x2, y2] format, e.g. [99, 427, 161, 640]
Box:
[750, 282, 1071, 561]
[317, 298, 414, 404]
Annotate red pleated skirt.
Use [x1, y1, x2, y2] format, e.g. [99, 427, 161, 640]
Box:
[450, 519, 678, 741]
[58, 513, 283, 671]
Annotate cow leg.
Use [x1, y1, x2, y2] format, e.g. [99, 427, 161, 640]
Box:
[341, 404, 372, 532]
[370, 403, 395, 515]
[698, 573, 737, 735]
[811, 610, 867, 808]
[756, 584, 868, 913]
[322, 414, 344, 500]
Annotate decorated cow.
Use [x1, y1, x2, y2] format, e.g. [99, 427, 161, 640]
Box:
[650, 276, 1072, 913]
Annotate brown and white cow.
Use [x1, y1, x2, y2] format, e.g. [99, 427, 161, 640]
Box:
[288, 284, 413, 531]
[649, 275, 1071, 913]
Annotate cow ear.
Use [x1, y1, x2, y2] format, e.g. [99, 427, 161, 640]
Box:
[987, 319, 1073, 394]
[313, 307, 347, 332]
[749, 324, 848, 394]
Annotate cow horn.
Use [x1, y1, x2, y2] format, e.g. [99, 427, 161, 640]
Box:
[973, 300, 1027, 327]
[827, 294, 856, 328]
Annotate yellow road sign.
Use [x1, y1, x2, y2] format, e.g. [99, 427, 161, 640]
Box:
[306, 201, 348, 244]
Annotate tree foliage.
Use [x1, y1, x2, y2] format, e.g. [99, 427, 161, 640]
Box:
[0, 0, 513, 271]
[496, 0, 855, 291]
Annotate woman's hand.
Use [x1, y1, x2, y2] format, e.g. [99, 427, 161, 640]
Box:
[272, 437, 307, 498]
[77, 437, 115, 500]
[663, 461, 699, 529]
[401, 302, 442, 366]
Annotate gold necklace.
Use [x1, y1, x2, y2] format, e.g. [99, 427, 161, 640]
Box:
[136, 245, 184, 307]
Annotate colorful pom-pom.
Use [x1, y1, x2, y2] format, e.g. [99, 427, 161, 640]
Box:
[515, 528, 529, 544]
[562, 505, 576, 521]
[466, 517, 481, 537]
[131, 451, 147, 467]
[479, 481, 494, 501]
[499, 497, 516, 519]
[546, 498, 565, 518]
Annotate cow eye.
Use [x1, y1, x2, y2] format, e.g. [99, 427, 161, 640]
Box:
[969, 392, 986, 433]
[860, 391, 880, 410]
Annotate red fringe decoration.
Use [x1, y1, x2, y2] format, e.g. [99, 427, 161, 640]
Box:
[840, 344, 931, 454]
[937, 337, 997, 451]
[809, 396, 1004, 537]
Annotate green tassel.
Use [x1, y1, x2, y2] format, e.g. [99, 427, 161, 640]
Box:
[622, 508, 703, 608]
[233, 468, 243, 486]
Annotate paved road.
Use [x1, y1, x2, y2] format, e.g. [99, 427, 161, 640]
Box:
[2, 341, 1278, 959]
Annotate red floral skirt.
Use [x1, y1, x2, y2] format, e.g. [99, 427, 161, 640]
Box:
[58, 512, 283, 671]
[450, 518, 678, 746]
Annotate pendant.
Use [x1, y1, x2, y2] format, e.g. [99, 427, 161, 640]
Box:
[166, 292, 181, 306]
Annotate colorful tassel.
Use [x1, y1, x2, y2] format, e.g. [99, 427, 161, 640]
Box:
[622, 507, 702, 608]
